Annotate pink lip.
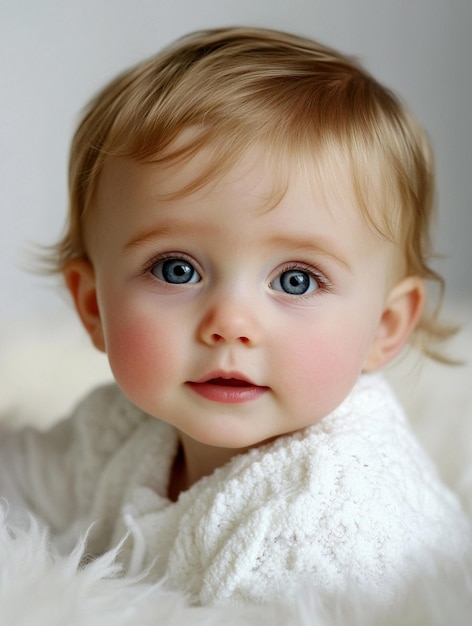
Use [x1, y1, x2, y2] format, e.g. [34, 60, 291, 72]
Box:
[187, 371, 269, 404]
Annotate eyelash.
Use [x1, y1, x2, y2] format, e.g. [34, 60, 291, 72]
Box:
[142, 253, 332, 295]
[142, 252, 198, 275]
[272, 262, 332, 295]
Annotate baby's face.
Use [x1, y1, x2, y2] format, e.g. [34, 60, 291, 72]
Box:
[82, 148, 398, 449]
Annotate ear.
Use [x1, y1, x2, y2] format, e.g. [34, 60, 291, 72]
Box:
[63, 258, 106, 352]
[363, 276, 425, 372]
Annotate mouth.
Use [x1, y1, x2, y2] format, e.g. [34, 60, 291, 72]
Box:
[205, 377, 253, 387]
[186, 372, 268, 404]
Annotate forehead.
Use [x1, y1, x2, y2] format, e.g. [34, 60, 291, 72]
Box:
[90, 122, 399, 243]
[92, 148, 360, 229]
[93, 142, 361, 217]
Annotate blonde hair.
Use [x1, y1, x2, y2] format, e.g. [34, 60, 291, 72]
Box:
[51, 26, 453, 359]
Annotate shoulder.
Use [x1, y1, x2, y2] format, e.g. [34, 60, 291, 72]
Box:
[291, 374, 464, 531]
[59, 384, 177, 524]
[51, 384, 179, 476]
[67, 383, 151, 451]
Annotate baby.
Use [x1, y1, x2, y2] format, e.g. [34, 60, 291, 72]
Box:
[1, 27, 470, 609]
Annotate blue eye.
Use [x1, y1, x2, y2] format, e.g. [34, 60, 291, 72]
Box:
[151, 258, 201, 284]
[271, 269, 319, 295]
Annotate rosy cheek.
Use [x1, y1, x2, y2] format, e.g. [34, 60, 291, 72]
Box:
[280, 329, 361, 417]
[104, 315, 171, 401]
[293, 338, 342, 388]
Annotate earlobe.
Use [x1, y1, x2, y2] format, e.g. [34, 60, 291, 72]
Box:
[63, 258, 106, 352]
[364, 276, 425, 372]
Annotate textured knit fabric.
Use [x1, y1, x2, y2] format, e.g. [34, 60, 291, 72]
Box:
[0, 374, 470, 607]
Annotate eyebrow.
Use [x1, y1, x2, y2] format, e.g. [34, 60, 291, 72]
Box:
[124, 225, 350, 270]
[124, 225, 186, 252]
[267, 234, 351, 270]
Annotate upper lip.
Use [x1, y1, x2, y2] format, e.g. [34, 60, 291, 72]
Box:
[190, 371, 259, 386]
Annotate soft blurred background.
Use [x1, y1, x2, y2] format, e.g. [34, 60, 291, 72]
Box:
[0, 1, 471, 450]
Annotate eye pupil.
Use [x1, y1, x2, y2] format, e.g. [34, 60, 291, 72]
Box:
[173, 265, 187, 277]
[290, 275, 302, 287]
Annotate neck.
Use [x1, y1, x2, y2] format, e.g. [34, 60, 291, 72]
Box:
[177, 432, 250, 493]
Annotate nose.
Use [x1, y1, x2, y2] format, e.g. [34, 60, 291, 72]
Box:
[197, 295, 261, 347]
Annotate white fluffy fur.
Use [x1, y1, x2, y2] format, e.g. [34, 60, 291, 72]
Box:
[1, 300, 472, 625]
[1, 505, 471, 626]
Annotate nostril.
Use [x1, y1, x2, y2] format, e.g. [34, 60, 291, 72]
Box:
[210, 333, 250, 344]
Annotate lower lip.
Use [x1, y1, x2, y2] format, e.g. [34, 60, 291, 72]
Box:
[186, 382, 268, 404]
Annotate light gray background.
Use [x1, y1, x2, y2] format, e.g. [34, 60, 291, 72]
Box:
[1, 0, 471, 317]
